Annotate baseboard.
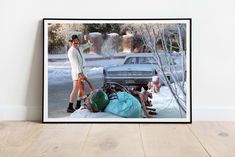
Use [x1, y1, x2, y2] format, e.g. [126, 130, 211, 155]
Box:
[0, 105, 42, 121]
[193, 106, 235, 121]
[0, 105, 234, 121]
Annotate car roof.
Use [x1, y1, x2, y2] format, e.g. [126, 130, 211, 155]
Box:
[123, 53, 157, 64]
[125, 53, 155, 57]
[124, 52, 170, 58]
[123, 52, 175, 65]
[124, 53, 161, 62]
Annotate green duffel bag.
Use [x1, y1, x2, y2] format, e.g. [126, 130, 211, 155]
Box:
[89, 90, 110, 112]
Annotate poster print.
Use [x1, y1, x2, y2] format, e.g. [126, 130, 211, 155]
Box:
[43, 18, 192, 123]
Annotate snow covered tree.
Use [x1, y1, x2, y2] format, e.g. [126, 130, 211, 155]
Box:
[82, 24, 122, 39]
[121, 23, 187, 115]
[48, 23, 83, 54]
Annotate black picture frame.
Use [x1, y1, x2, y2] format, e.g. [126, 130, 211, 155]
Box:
[43, 18, 192, 123]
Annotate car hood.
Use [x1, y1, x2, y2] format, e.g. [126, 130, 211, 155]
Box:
[104, 64, 159, 72]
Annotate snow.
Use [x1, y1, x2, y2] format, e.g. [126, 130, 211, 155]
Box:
[108, 33, 119, 36]
[84, 53, 104, 59]
[65, 31, 82, 40]
[48, 68, 71, 85]
[48, 56, 124, 85]
[69, 84, 186, 119]
[89, 67, 103, 72]
[48, 53, 128, 61]
[48, 66, 105, 85]
[70, 108, 121, 118]
[89, 32, 102, 37]
[85, 67, 103, 78]
[151, 86, 180, 111]
[86, 59, 123, 67]
[123, 34, 133, 38]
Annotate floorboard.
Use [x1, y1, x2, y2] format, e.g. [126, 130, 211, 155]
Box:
[189, 122, 235, 157]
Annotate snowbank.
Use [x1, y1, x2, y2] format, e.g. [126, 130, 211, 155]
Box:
[48, 68, 71, 85]
[123, 34, 133, 37]
[108, 33, 119, 36]
[69, 84, 186, 119]
[151, 85, 186, 118]
[89, 32, 102, 37]
[48, 57, 124, 85]
[70, 108, 121, 118]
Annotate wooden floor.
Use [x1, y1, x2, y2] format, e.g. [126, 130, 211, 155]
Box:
[0, 122, 235, 157]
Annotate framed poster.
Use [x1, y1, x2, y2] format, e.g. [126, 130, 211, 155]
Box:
[43, 18, 192, 123]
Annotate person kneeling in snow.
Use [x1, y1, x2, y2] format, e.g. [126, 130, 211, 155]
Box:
[148, 76, 160, 93]
[129, 87, 157, 117]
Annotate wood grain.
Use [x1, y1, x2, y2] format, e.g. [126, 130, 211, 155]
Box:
[189, 122, 235, 157]
[0, 121, 91, 157]
[0, 121, 43, 157]
[140, 124, 210, 157]
[1, 121, 235, 157]
[80, 124, 145, 157]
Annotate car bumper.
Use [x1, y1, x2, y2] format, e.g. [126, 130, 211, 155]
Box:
[104, 76, 152, 85]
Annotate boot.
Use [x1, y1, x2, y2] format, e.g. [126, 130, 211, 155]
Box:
[75, 100, 81, 110]
[149, 111, 157, 115]
[67, 102, 75, 113]
[146, 107, 156, 111]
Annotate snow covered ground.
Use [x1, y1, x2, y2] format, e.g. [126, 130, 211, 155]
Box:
[48, 57, 123, 85]
[70, 108, 121, 118]
[70, 85, 186, 119]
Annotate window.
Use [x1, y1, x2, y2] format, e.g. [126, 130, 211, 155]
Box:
[138, 57, 157, 64]
[124, 57, 137, 64]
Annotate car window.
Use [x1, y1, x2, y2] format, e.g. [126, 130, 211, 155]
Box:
[138, 57, 157, 64]
[160, 55, 176, 65]
[124, 55, 176, 65]
[124, 57, 137, 64]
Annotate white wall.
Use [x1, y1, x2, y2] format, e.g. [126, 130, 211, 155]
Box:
[0, 0, 235, 121]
